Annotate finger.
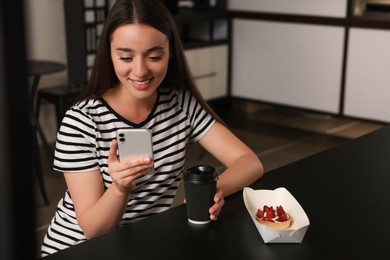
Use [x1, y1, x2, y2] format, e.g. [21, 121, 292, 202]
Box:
[215, 189, 224, 201]
[210, 208, 221, 220]
[113, 168, 147, 191]
[121, 156, 152, 168]
[212, 190, 224, 207]
[209, 204, 221, 221]
[108, 139, 119, 165]
[138, 165, 152, 176]
[209, 193, 224, 221]
[209, 203, 222, 216]
[120, 158, 153, 175]
[142, 156, 153, 166]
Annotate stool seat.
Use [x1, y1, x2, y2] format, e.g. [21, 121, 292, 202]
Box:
[36, 84, 82, 128]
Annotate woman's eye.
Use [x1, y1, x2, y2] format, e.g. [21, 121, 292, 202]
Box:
[119, 57, 133, 62]
[148, 55, 162, 61]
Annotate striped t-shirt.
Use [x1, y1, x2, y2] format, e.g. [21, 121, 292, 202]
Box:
[40, 87, 215, 256]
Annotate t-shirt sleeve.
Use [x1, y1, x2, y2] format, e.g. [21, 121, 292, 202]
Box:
[178, 90, 216, 143]
[53, 106, 99, 173]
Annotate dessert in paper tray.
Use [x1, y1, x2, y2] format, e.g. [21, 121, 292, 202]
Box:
[243, 187, 310, 243]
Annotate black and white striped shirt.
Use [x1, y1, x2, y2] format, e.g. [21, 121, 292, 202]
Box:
[41, 87, 215, 256]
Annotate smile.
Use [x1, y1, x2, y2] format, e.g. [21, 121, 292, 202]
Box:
[130, 79, 151, 85]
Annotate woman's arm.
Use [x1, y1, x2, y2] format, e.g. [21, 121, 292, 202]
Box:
[64, 139, 153, 239]
[199, 121, 264, 197]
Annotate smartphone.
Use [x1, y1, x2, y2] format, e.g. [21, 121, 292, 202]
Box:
[116, 128, 153, 162]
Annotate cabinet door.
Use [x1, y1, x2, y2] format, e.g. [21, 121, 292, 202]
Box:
[344, 28, 390, 123]
[185, 45, 228, 100]
[231, 19, 344, 113]
[228, 0, 347, 18]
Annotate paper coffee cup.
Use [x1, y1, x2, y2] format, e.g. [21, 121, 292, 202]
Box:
[183, 165, 218, 224]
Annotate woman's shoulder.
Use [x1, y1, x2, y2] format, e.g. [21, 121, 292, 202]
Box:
[67, 98, 106, 116]
[61, 98, 109, 128]
[159, 86, 194, 105]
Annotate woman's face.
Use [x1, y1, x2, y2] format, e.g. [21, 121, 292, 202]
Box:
[110, 24, 170, 100]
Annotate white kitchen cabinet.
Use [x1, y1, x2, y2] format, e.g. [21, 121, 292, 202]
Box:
[231, 19, 344, 113]
[185, 45, 228, 100]
[228, 0, 347, 18]
[344, 28, 390, 123]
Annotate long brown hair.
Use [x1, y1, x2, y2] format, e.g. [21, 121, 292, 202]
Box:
[76, 0, 223, 122]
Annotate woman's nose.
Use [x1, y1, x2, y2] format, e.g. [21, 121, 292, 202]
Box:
[132, 58, 148, 78]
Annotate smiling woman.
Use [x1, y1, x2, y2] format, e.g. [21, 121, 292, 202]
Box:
[39, 0, 263, 256]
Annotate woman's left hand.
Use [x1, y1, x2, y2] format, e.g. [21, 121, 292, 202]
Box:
[209, 188, 224, 221]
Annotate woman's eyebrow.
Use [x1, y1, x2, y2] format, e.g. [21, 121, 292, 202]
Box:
[147, 46, 165, 52]
[115, 47, 133, 52]
[115, 45, 165, 53]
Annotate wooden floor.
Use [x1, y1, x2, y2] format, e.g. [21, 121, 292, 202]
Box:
[33, 100, 386, 257]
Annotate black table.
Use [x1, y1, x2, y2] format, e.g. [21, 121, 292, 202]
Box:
[27, 60, 66, 204]
[44, 125, 390, 259]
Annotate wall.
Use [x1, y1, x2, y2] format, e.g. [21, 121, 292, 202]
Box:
[24, 0, 68, 85]
[24, 0, 68, 143]
[227, 0, 390, 123]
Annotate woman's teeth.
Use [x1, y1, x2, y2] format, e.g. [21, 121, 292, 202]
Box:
[132, 79, 150, 85]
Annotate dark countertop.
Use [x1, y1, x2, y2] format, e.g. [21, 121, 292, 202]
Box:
[44, 125, 390, 260]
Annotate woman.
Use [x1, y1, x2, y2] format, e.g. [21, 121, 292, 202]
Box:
[41, 0, 263, 256]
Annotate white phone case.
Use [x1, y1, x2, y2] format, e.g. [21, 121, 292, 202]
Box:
[116, 128, 153, 162]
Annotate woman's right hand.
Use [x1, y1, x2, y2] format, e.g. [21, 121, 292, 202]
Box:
[107, 139, 153, 194]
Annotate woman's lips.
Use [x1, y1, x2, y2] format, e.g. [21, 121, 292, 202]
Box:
[129, 78, 152, 90]
[132, 79, 150, 85]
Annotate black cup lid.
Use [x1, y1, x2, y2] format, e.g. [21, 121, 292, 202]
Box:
[183, 165, 218, 183]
